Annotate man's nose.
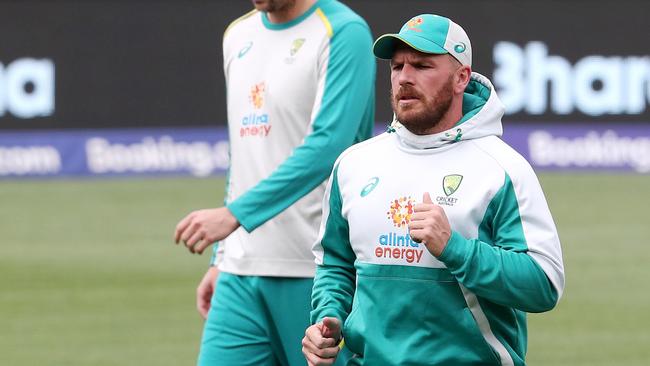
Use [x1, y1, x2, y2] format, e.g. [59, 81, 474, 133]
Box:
[398, 64, 415, 85]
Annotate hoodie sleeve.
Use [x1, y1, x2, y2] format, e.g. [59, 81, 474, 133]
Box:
[310, 165, 357, 324]
[438, 168, 565, 313]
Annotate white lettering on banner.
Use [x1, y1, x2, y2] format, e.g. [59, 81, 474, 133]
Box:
[529, 130, 650, 173]
[0, 146, 61, 175]
[0, 58, 55, 118]
[494, 42, 650, 116]
[86, 136, 230, 177]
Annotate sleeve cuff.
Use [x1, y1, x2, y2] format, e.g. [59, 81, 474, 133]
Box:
[226, 200, 253, 232]
[310, 307, 346, 326]
[437, 230, 470, 269]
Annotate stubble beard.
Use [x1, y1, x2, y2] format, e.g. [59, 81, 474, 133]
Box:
[391, 75, 455, 135]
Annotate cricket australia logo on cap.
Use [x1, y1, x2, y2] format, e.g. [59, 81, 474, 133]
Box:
[437, 174, 463, 206]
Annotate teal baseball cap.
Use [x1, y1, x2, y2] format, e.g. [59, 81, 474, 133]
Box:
[373, 14, 472, 67]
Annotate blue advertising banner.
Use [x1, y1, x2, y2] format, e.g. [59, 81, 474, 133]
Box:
[1, 124, 650, 178]
[0, 128, 230, 178]
[504, 124, 650, 173]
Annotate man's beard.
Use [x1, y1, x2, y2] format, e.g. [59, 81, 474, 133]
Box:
[254, 0, 295, 12]
[391, 75, 455, 135]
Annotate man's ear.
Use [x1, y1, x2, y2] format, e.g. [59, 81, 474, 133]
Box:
[454, 65, 471, 94]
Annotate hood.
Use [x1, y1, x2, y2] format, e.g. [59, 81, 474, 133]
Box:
[390, 72, 505, 150]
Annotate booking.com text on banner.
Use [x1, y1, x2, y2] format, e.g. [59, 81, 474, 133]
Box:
[0, 128, 229, 178]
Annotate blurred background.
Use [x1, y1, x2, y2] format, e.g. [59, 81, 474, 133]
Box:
[1, 0, 649, 365]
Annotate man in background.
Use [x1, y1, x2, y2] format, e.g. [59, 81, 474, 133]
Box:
[303, 13, 564, 365]
[174, 0, 375, 365]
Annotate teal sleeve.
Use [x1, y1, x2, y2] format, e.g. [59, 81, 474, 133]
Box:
[310, 166, 357, 324]
[227, 22, 375, 232]
[438, 174, 558, 313]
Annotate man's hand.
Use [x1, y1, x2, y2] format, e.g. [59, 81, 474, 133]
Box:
[196, 266, 219, 319]
[174, 207, 240, 254]
[408, 192, 452, 257]
[302, 317, 342, 366]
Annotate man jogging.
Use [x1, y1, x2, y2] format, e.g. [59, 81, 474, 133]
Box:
[303, 13, 564, 366]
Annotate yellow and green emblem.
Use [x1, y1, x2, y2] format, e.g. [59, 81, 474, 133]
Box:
[290, 38, 306, 56]
[443, 174, 463, 196]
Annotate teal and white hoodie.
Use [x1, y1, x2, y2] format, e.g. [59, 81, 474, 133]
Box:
[311, 73, 564, 365]
[213, 0, 375, 277]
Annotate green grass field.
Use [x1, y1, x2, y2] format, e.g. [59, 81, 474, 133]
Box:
[1, 174, 649, 365]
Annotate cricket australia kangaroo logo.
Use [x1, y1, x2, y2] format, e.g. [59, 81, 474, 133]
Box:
[443, 174, 463, 196]
[286, 38, 306, 64]
[290, 38, 305, 56]
[437, 174, 463, 206]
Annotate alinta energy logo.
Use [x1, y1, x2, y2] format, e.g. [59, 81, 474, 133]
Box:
[240, 82, 271, 138]
[386, 196, 414, 228]
[250, 82, 265, 109]
[436, 174, 463, 206]
[375, 195, 424, 264]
